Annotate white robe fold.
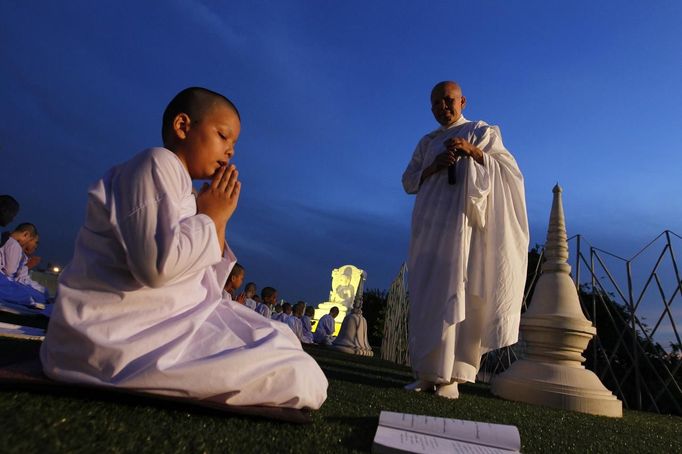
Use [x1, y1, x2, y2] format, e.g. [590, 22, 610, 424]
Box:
[403, 117, 528, 382]
[40, 148, 328, 409]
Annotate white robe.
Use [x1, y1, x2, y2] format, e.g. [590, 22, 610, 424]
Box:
[287, 316, 303, 341]
[301, 315, 314, 344]
[40, 148, 328, 409]
[313, 314, 335, 345]
[273, 312, 290, 323]
[402, 117, 528, 383]
[244, 297, 258, 310]
[255, 302, 272, 318]
[0, 237, 47, 304]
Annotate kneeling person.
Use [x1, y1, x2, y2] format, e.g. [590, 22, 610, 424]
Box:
[40, 87, 328, 410]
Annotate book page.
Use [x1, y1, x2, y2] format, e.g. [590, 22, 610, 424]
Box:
[373, 426, 518, 454]
[378, 411, 520, 452]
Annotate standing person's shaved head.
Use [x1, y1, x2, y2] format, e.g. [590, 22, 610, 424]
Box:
[431, 81, 462, 98]
[162, 87, 240, 145]
[430, 81, 466, 127]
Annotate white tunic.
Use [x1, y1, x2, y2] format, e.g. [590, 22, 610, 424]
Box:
[255, 302, 271, 318]
[0, 237, 47, 304]
[313, 314, 335, 344]
[244, 297, 258, 310]
[403, 117, 528, 377]
[301, 315, 314, 344]
[40, 148, 328, 409]
[287, 316, 303, 341]
[0, 237, 25, 279]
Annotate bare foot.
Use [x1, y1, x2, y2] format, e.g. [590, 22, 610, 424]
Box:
[404, 380, 436, 392]
[435, 382, 459, 399]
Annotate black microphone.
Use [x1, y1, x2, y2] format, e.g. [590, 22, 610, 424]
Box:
[448, 161, 456, 185]
[447, 147, 464, 185]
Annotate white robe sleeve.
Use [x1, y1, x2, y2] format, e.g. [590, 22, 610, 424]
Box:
[402, 137, 429, 194]
[113, 153, 223, 289]
[0, 239, 24, 279]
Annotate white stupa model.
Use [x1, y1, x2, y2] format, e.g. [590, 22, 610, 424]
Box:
[491, 184, 622, 418]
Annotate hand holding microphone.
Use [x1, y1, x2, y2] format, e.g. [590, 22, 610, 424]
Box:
[443, 137, 467, 185]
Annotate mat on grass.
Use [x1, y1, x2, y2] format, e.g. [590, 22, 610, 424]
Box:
[0, 322, 45, 340]
[0, 301, 52, 317]
[0, 358, 312, 423]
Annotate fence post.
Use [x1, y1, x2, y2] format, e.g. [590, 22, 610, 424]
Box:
[626, 260, 642, 410]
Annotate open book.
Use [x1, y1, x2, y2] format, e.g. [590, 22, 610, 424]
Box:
[373, 411, 521, 453]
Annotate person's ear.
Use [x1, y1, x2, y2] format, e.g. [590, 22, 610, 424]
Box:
[460, 96, 467, 110]
[173, 113, 192, 140]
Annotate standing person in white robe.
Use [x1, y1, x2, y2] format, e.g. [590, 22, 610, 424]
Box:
[40, 87, 328, 410]
[402, 81, 528, 399]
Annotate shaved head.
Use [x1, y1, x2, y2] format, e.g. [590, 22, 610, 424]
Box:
[430, 81, 466, 126]
[431, 81, 462, 98]
[162, 87, 240, 144]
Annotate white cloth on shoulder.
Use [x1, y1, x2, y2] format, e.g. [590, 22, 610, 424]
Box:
[40, 148, 328, 409]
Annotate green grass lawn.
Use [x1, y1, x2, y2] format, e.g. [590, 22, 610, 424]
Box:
[1, 335, 681, 453]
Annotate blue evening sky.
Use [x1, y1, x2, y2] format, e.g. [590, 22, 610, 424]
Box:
[2, 1, 681, 307]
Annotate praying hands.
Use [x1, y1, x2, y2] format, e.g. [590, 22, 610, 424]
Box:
[197, 164, 241, 251]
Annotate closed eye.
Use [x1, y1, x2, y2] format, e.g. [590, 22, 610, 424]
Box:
[218, 132, 227, 140]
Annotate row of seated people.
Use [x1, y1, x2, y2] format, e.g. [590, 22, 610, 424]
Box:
[221, 263, 339, 346]
[0, 195, 52, 310]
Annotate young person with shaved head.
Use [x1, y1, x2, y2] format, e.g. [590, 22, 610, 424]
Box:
[402, 81, 529, 399]
[41, 87, 328, 410]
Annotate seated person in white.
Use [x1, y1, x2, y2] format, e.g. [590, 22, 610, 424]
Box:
[0, 223, 48, 305]
[16, 233, 49, 294]
[286, 302, 306, 341]
[243, 282, 258, 310]
[222, 262, 244, 303]
[255, 286, 277, 318]
[271, 302, 283, 319]
[313, 306, 339, 345]
[301, 305, 315, 344]
[274, 302, 292, 323]
[40, 87, 328, 410]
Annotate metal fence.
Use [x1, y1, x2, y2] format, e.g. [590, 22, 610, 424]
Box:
[384, 231, 682, 414]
